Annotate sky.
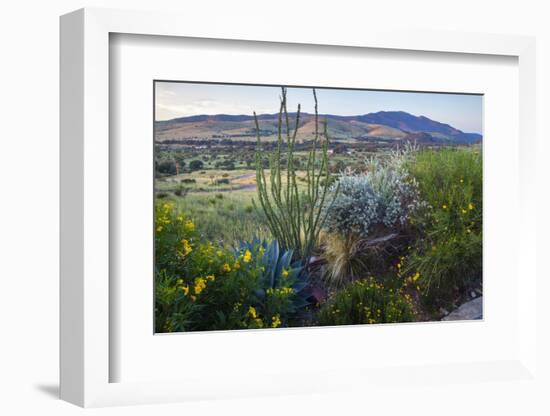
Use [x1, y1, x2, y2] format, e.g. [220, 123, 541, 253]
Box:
[155, 81, 483, 134]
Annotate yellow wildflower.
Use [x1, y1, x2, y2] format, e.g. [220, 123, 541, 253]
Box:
[281, 269, 289, 279]
[243, 249, 252, 263]
[184, 219, 195, 232]
[468, 203, 474, 210]
[156, 225, 163, 233]
[194, 277, 207, 295]
[181, 239, 193, 256]
[280, 287, 293, 296]
[181, 285, 189, 296]
[222, 263, 231, 273]
[233, 261, 240, 269]
[206, 274, 215, 282]
[442, 204, 448, 209]
[176, 278, 183, 285]
[217, 250, 224, 258]
[461, 209, 467, 214]
[248, 306, 257, 319]
[271, 314, 282, 328]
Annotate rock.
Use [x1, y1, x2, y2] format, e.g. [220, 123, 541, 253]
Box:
[439, 308, 449, 316]
[470, 291, 477, 299]
[442, 296, 483, 321]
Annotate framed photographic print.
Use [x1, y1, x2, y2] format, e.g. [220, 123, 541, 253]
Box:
[152, 80, 484, 334]
[60, 8, 538, 408]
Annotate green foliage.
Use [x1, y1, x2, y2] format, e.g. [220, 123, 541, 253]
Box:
[253, 87, 337, 263]
[404, 148, 482, 307]
[318, 277, 415, 326]
[155, 202, 306, 332]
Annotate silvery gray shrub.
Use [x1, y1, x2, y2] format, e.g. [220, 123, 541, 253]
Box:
[323, 148, 424, 238]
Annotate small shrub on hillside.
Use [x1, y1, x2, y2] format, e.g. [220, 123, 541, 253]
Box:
[174, 185, 189, 197]
[318, 277, 415, 326]
[189, 160, 204, 171]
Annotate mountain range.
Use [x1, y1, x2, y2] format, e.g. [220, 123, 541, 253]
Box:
[155, 111, 482, 144]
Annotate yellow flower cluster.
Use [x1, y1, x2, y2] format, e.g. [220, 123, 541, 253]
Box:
[271, 314, 282, 328]
[181, 239, 193, 256]
[222, 263, 231, 273]
[247, 306, 257, 319]
[405, 271, 420, 283]
[281, 269, 289, 279]
[194, 277, 207, 295]
[184, 219, 195, 232]
[156, 203, 175, 233]
[266, 287, 294, 296]
[243, 250, 252, 263]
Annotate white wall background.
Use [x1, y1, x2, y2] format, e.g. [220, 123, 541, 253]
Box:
[0, 0, 547, 414]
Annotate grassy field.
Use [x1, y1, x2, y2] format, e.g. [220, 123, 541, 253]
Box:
[160, 188, 271, 245]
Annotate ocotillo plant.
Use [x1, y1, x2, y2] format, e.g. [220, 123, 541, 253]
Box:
[253, 87, 337, 264]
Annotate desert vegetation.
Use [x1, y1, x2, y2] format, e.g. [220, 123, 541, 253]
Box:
[155, 87, 482, 332]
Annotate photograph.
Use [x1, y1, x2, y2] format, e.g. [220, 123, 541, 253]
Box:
[154, 81, 483, 333]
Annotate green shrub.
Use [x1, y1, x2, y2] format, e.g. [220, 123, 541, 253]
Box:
[404, 148, 482, 307]
[318, 277, 415, 325]
[173, 185, 188, 197]
[156, 160, 177, 176]
[323, 149, 423, 239]
[189, 160, 204, 171]
[155, 202, 306, 332]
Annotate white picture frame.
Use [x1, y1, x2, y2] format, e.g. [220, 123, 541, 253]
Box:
[60, 7, 537, 408]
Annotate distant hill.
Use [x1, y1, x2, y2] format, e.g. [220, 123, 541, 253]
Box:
[155, 111, 482, 145]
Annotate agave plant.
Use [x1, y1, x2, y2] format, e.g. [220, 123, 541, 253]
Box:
[236, 239, 310, 316]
